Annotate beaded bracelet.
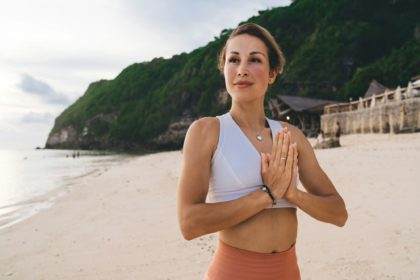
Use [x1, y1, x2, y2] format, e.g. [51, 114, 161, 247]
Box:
[260, 185, 276, 206]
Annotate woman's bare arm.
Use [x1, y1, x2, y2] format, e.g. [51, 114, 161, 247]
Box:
[283, 123, 348, 227]
[176, 118, 272, 240]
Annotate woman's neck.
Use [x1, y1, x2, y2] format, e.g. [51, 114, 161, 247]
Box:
[229, 102, 267, 131]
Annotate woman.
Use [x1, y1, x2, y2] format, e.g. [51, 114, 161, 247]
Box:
[176, 23, 348, 280]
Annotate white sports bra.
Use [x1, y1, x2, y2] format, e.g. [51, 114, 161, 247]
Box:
[206, 112, 297, 209]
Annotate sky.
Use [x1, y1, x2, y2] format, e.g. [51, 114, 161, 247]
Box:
[0, 0, 291, 150]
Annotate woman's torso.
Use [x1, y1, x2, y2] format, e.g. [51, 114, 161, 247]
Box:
[207, 112, 298, 254]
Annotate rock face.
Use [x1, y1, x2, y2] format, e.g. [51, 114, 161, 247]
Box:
[151, 115, 194, 149]
[313, 138, 341, 149]
[45, 111, 195, 151]
[45, 112, 118, 150]
[45, 125, 78, 149]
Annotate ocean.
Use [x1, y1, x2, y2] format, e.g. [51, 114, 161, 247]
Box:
[0, 148, 131, 230]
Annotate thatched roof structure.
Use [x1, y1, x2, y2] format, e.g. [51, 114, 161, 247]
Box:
[268, 95, 338, 137]
[364, 80, 389, 98]
[273, 95, 337, 114]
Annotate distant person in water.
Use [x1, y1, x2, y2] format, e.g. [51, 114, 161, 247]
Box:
[176, 23, 348, 280]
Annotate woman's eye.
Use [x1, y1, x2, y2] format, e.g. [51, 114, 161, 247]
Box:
[227, 57, 261, 63]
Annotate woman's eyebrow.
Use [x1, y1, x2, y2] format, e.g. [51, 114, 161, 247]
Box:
[250, 51, 266, 57]
[229, 51, 266, 57]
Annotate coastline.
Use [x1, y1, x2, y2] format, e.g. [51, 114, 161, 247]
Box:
[0, 134, 419, 279]
[0, 166, 105, 231]
[0, 149, 137, 231]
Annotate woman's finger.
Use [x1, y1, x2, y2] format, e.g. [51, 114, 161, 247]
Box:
[274, 128, 285, 165]
[292, 146, 299, 179]
[271, 131, 280, 157]
[289, 155, 298, 188]
[277, 130, 290, 172]
[284, 142, 294, 180]
[261, 152, 268, 176]
[291, 145, 298, 180]
[273, 132, 283, 168]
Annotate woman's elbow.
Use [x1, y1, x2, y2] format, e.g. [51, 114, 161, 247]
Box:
[335, 208, 348, 227]
[333, 195, 348, 227]
[181, 229, 194, 241]
[179, 210, 201, 241]
[180, 222, 196, 241]
[181, 222, 206, 241]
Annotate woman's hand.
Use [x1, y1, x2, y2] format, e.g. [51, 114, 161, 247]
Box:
[261, 126, 298, 202]
[284, 151, 299, 202]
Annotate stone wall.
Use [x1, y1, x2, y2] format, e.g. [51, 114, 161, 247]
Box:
[321, 97, 420, 136]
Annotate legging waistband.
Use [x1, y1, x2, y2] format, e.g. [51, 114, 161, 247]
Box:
[204, 239, 301, 280]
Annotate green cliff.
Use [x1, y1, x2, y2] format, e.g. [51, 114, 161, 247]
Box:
[45, 0, 420, 152]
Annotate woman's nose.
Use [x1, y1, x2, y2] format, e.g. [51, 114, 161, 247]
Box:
[237, 62, 249, 77]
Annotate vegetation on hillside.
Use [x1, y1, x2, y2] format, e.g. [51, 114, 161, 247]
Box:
[48, 0, 420, 150]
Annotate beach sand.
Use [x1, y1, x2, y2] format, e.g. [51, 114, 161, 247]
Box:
[0, 133, 419, 279]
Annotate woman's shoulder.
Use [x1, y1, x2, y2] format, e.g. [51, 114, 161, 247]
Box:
[188, 116, 219, 135]
[183, 116, 220, 155]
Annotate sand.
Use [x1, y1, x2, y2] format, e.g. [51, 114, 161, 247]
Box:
[0, 133, 419, 279]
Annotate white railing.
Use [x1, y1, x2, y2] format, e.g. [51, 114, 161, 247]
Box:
[324, 80, 420, 114]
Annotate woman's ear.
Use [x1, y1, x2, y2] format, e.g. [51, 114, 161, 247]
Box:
[268, 69, 278, 85]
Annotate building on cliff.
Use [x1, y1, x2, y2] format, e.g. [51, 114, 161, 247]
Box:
[321, 77, 420, 136]
[268, 95, 338, 137]
[364, 80, 390, 98]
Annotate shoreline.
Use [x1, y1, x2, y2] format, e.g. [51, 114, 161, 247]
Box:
[0, 153, 134, 231]
[0, 168, 102, 231]
[0, 133, 419, 279]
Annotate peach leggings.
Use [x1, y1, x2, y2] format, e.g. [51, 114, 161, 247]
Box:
[204, 239, 301, 280]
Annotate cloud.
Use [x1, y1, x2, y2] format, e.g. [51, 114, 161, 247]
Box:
[17, 74, 71, 105]
[20, 111, 54, 124]
[123, 0, 291, 51]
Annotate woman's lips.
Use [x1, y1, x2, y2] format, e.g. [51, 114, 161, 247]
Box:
[234, 82, 253, 88]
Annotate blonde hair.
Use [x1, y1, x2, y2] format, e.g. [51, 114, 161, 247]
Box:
[217, 23, 286, 76]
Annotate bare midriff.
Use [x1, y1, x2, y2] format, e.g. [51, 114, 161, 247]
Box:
[219, 207, 298, 253]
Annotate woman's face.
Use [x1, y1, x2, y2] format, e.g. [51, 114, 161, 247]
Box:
[224, 34, 275, 103]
